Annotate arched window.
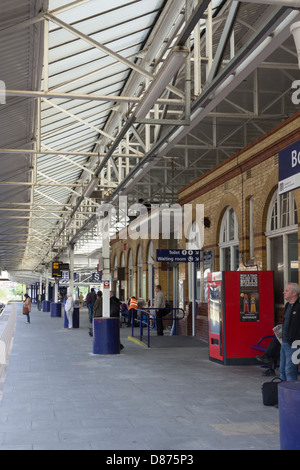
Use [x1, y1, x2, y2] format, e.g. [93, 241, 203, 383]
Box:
[266, 190, 298, 305]
[128, 250, 133, 297]
[219, 207, 239, 271]
[137, 246, 143, 299]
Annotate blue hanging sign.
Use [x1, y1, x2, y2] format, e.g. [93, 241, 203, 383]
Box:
[279, 140, 300, 194]
[156, 249, 200, 263]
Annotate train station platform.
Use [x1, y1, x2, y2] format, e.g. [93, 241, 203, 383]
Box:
[0, 302, 280, 451]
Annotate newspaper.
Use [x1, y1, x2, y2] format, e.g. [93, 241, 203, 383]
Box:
[273, 324, 282, 344]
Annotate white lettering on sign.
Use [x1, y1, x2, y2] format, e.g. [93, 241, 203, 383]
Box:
[291, 80, 300, 105]
[291, 149, 300, 168]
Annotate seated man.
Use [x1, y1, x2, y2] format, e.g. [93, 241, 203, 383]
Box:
[256, 336, 281, 376]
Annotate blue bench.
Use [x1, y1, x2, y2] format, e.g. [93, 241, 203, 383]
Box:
[251, 335, 275, 353]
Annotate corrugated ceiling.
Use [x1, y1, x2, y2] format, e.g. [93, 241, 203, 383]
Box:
[0, 0, 299, 285]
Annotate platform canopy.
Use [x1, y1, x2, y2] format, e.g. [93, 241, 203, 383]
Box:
[0, 0, 299, 284]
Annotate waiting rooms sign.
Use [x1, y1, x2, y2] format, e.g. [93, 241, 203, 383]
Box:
[279, 139, 300, 195]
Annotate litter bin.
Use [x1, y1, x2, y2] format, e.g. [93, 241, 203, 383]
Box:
[42, 300, 51, 312]
[93, 317, 120, 355]
[278, 381, 300, 450]
[63, 307, 79, 329]
[50, 302, 61, 318]
[73, 307, 80, 329]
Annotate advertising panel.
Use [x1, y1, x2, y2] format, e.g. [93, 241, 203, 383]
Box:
[239, 272, 259, 322]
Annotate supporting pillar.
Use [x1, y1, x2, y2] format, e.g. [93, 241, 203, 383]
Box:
[93, 233, 120, 354]
[43, 265, 51, 312]
[51, 278, 61, 317]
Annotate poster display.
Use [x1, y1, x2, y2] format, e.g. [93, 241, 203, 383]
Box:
[239, 273, 259, 322]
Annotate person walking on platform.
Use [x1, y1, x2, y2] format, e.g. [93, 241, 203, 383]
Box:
[155, 285, 166, 336]
[86, 288, 96, 331]
[65, 293, 73, 329]
[127, 296, 138, 327]
[280, 283, 300, 381]
[23, 293, 31, 324]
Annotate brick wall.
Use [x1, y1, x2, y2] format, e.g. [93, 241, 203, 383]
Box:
[110, 112, 300, 339]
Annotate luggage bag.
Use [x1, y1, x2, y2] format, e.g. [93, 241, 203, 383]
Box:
[262, 377, 282, 406]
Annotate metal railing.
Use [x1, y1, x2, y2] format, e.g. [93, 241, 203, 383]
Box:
[130, 307, 185, 348]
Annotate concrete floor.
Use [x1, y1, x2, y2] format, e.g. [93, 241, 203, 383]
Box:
[0, 302, 280, 450]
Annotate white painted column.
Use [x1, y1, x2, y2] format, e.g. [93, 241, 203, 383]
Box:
[102, 235, 111, 318]
[69, 244, 74, 298]
[54, 279, 59, 303]
[45, 266, 49, 301]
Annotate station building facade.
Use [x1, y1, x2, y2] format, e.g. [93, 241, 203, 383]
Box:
[110, 111, 300, 342]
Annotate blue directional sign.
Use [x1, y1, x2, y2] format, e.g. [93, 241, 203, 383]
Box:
[279, 139, 300, 194]
[92, 272, 102, 282]
[156, 249, 200, 263]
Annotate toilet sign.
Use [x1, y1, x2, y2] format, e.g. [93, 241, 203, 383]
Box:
[156, 249, 200, 263]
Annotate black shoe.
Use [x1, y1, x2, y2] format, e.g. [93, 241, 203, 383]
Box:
[256, 355, 270, 364]
[120, 344, 124, 350]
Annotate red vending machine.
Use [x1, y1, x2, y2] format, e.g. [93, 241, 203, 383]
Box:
[207, 271, 274, 365]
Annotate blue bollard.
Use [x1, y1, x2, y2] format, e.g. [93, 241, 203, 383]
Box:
[42, 300, 51, 312]
[279, 381, 300, 450]
[73, 307, 80, 329]
[93, 318, 120, 355]
[50, 302, 61, 318]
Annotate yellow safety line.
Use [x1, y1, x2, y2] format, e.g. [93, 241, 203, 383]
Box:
[127, 336, 150, 349]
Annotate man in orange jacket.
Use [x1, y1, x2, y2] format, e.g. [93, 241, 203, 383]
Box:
[127, 296, 138, 327]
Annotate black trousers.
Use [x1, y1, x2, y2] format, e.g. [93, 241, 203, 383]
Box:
[156, 310, 168, 335]
[127, 309, 137, 326]
[265, 337, 281, 367]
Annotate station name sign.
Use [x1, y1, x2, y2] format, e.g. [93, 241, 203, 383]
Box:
[279, 139, 300, 194]
[156, 249, 200, 263]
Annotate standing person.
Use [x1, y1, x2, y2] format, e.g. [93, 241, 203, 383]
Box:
[23, 293, 31, 324]
[86, 288, 96, 331]
[155, 285, 166, 336]
[89, 291, 103, 337]
[93, 290, 103, 318]
[127, 296, 138, 327]
[78, 291, 84, 308]
[110, 291, 124, 350]
[36, 292, 42, 311]
[110, 291, 121, 318]
[65, 293, 73, 329]
[280, 283, 300, 381]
